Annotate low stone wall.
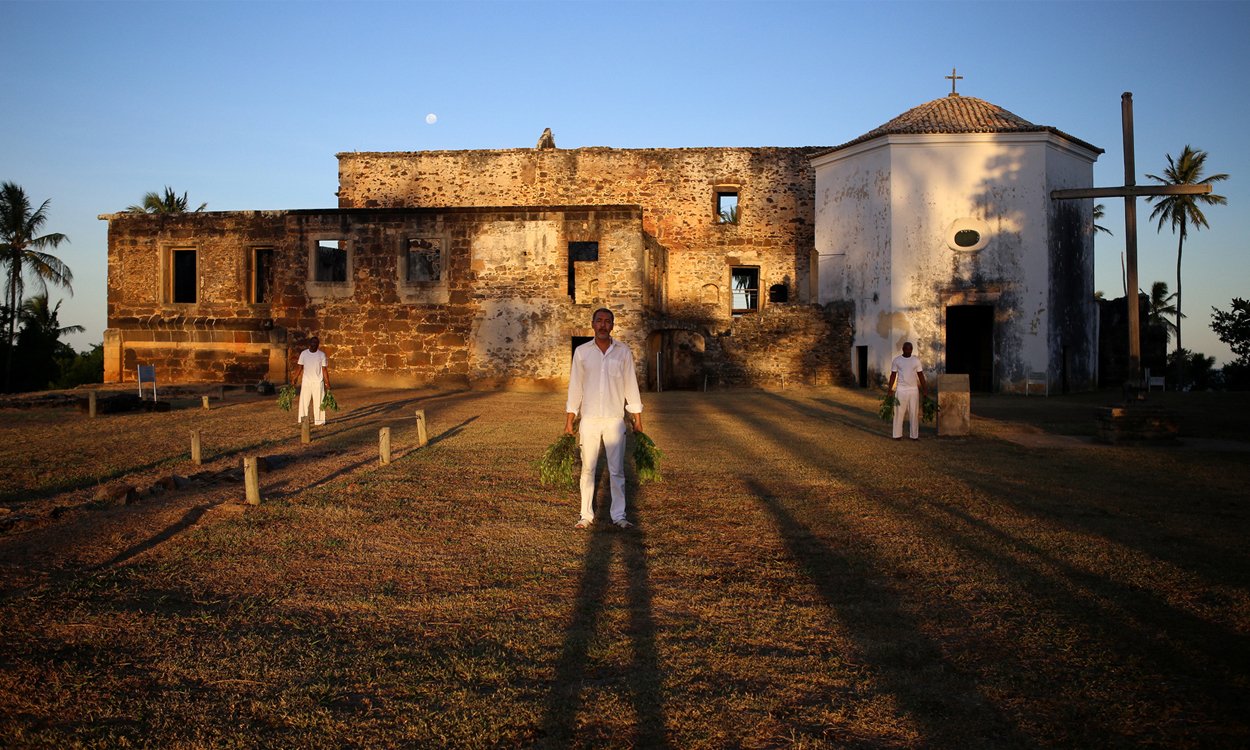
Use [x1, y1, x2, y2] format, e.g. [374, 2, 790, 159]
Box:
[704, 302, 853, 388]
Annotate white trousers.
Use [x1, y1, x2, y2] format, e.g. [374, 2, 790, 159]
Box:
[893, 386, 919, 439]
[298, 377, 325, 426]
[579, 417, 628, 523]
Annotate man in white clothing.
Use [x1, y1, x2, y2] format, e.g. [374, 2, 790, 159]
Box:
[293, 336, 331, 426]
[886, 341, 927, 440]
[565, 308, 644, 530]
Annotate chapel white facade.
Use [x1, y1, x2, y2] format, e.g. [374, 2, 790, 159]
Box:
[813, 93, 1103, 393]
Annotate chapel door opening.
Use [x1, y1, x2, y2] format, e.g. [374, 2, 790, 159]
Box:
[856, 346, 869, 388]
[946, 305, 994, 392]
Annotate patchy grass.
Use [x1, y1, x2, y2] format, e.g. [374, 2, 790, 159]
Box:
[1, 386, 1248, 748]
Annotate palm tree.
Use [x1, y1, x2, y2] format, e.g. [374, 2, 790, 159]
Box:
[1092, 203, 1113, 236]
[19, 293, 85, 340]
[15, 294, 85, 391]
[126, 186, 207, 214]
[0, 182, 72, 390]
[1145, 280, 1181, 344]
[1146, 145, 1228, 388]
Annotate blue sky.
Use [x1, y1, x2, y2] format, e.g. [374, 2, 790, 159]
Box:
[4, 0, 1248, 365]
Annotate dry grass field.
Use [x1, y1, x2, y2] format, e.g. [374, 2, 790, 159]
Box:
[1, 385, 1248, 748]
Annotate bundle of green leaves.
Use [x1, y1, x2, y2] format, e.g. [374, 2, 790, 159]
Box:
[922, 395, 940, 423]
[538, 433, 579, 491]
[321, 389, 339, 412]
[631, 431, 664, 483]
[276, 384, 298, 411]
[878, 393, 899, 421]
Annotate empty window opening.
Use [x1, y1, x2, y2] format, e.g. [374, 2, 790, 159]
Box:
[252, 247, 274, 304]
[731, 267, 759, 314]
[171, 249, 197, 304]
[314, 240, 347, 283]
[406, 238, 442, 283]
[716, 191, 739, 224]
[568, 241, 599, 300]
[768, 283, 788, 304]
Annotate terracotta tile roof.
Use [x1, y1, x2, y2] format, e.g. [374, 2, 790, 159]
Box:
[818, 94, 1102, 156]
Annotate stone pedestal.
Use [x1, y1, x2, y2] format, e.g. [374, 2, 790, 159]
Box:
[937, 374, 970, 437]
[1094, 405, 1179, 444]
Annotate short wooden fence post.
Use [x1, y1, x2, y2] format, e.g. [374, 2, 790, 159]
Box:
[88, 391, 97, 418]
[243, 457, 261, 505]
[202, 395, 211, 410]
[301, 416, 311, 444]
[379, 427, 391, 465]
[191, 429, 202, 465]
[415, 410, 428, 447]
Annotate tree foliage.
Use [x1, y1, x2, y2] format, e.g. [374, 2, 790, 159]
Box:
[9, 294, 88, 391]
[1145, 145, 1228, 388]
[0, 182, 72, 391]
[126, 186, 207, 214]
[1167, 348, 1217, 391]
[1211, 298, 1250, 361]
[1146, 281, 1181, 344]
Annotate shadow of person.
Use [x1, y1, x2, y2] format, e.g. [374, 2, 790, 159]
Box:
[540, 501, 668, 746]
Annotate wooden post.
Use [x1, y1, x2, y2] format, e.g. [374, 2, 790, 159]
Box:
[1121, 92, 1141, 386]
[415, 409, 428, 447]
[191, 429, 202, 465]
[301, 416, 311, 444]
[88, 391, 97, 418]
[379, 427, 391, 465]
[202, 395, 210, 410]
[243, 457, 260, 505]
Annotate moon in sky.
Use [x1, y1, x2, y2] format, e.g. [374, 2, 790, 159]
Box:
[425, 113, 438, 125]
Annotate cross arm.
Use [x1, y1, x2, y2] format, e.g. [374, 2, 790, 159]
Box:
[1051, 185, 1212, 200]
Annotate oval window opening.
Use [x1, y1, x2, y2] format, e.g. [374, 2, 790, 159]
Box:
[954, 229, 981, 248]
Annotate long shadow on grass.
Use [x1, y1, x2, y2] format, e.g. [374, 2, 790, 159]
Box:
[541, 495, 668, 746]
[745, 477, 1027, 747]
[720, 392, 1250, 742]
[95, 501, 219, 570]
[264, 417, 479, 501]
[682, 395, 1033, 744]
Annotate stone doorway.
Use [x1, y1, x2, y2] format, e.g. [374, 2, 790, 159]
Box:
[946, 305, 995, 392]
[646, 330, 706, 391]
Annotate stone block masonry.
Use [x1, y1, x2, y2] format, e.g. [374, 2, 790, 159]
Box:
[103, 206, 650, 389]
[103, 140, 852, 390]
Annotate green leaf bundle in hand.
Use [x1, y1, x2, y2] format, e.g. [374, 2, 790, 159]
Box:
[321, 389, 339, 412]
[631, 431, 664, 483]
[538, 433, 579, 491]
[277, 384, 298, 411]
[922, 395, 940, 423]
[878, 393, 899, 422]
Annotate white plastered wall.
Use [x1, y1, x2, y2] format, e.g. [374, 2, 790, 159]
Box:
[815, 132, 1097, 389]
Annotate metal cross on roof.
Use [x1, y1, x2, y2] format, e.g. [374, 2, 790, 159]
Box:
[946, 67, 963, 96]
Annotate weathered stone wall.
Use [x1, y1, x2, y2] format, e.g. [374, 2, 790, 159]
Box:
[705, 302, 854, 388]
[103, 144, 852, 391]
[103, 206, 648, 389]
[337, 147, 823, 323]
[105, 212, 288, 384]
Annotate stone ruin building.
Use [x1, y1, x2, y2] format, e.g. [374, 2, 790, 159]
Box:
[101, 91, 1102, 394]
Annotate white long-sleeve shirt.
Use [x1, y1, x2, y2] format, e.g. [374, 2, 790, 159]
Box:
[566, 339, 643, 420]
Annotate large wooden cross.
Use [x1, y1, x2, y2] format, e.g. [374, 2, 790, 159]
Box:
[1052, 92, 1211, 388]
